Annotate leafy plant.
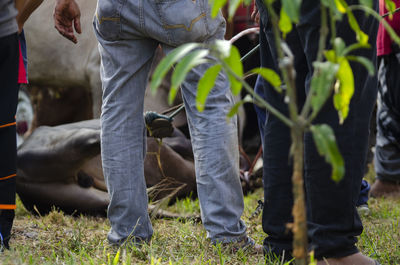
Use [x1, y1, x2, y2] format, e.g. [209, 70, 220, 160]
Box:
[150, 0, 399, 264]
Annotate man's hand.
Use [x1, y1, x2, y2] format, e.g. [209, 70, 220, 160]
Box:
[53, 0, 81, 43]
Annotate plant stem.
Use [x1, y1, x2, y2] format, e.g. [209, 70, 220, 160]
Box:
[291, 128, 308, 265]
[349, 5, 400, 45]
[219, 60, 294, 128]
[265, 2, 308, 263]
[300, 5, 329, 119]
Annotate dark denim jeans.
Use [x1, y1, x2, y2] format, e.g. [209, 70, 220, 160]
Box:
[375, 54, 400, 184]
[255, 0, 378, 260]
[0, 32, 19, 249]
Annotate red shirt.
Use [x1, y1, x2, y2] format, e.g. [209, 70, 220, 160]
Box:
[18, 40, 27, 84]
[377, 0, 400, 56]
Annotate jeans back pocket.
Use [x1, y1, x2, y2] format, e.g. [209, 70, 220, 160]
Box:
[155, 0, 219, 46]
[94, 0, 126, 41]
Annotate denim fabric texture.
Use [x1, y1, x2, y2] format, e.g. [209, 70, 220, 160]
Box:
[255, 0, 378, 260]
[0, 33, 19, 249]
[375, 55, 400, 184]
[93, 0, 247, 244]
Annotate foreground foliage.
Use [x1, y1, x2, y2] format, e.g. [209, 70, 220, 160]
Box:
[1, 183, 399, 265]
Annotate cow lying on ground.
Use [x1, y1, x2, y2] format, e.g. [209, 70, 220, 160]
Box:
[16, 119, 262, 217]
[17, 119, 195, 216]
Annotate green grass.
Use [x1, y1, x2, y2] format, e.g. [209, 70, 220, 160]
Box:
[1, 186, 399, 264]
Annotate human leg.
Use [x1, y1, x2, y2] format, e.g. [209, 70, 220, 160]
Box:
[144, 0, 248, 242]
[371, 54, 400, 198]
[93, 0, 159, 244]
[255, 0, 378, 261]
[0, 32, 19, 250]
[299, 1, 378, 260]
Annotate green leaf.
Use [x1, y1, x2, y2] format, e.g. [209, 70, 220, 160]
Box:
[333, 57, 354, 123]
[321, 0, 343, 20]
[223, 45, 243, 95]
[334, 0, 347, 13]
[112, 250, 120, 265]
[212, 40, 231, 58]
[209, 0, 228, 18]
[228, 0, 241, 19]
[359, 0, 372, 9]
[150, 43, 201, 94]
[346, 55, 375, 75]
[279, 8, 293, 38]
[310, 61, 339, 115]
[169, 49, 209, 104]
[196, 64, 222, 112]
[227, 94, 253, 118]
[384, 0, 396, 14]
[282, 0, 301, 23]
[324, 49, 337, 62]
[310, 124, 345, 183]
[334, 37, 346, 57]
[341, 42, 371, 56]
[250, 67, 282, 92]
[243, 0, 252, 6]
[347, 10, 369, 45]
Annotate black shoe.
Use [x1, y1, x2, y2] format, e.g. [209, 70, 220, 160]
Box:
[144, 111, 174, 138]
[0, 209, 15, 250]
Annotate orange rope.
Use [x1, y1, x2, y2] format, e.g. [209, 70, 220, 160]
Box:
[0, 174, 16, 181]
[0, 122, 16, 129]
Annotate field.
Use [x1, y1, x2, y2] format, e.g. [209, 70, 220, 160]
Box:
[1, 170, 399, 265]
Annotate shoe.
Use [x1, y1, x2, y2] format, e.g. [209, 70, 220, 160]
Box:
[370, 179, 400, 198]
[317, 252, 378, 265]
[0, 209, 14, 251]
[215, 236, 263, 254]
[107, 234, 149, 250]
[357, 204, 370, 216]
[144, 111, 174, 138]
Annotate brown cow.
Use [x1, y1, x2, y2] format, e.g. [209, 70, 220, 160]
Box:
[17, 119, 195, 216]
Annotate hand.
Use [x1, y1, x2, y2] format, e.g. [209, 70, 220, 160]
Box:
[53, 0, 81, 43]
[250, 2, 260, 24]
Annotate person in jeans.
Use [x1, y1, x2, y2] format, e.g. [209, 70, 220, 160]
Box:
[370, 0, 400, 198]
[53, 0, 261, 251]
[254, 1, 380, 264]
[0, 0, 19, 250]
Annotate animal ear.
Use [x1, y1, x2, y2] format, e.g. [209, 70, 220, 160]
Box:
[70, 128, 101, 158]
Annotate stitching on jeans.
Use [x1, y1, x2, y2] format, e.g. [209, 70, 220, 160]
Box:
[163, 13, 206, 31]
[96, 12, 120, 24]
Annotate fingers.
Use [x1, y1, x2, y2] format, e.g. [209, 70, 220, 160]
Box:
[53, 0, 81, 44]
[54, 15, 77, 43]
[74, 16, 81, 34]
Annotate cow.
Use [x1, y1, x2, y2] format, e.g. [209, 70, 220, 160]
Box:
[16, 119, 196, 216]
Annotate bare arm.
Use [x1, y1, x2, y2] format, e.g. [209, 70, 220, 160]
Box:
[53, 0, 81, 43]
[16, 0, 44, 33]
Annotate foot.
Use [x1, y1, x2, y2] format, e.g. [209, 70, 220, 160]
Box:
[370, 179, 400, 198]
[215, 236, 263, 254]
[356, 204, 370, 216]
[317, 252, 377, 265]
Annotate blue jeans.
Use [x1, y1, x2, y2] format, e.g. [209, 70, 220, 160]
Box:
[255, 0, 378, 260]
[93, 0, 247, 244]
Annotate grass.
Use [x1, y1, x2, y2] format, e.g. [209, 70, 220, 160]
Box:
[1, 173, 399, 264]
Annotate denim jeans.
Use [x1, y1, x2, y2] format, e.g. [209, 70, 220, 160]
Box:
[0, 32, 19, 249]
[375, 54, 400, 184]
[93, 0, 247, 244]
[255, 0, 378, 260]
